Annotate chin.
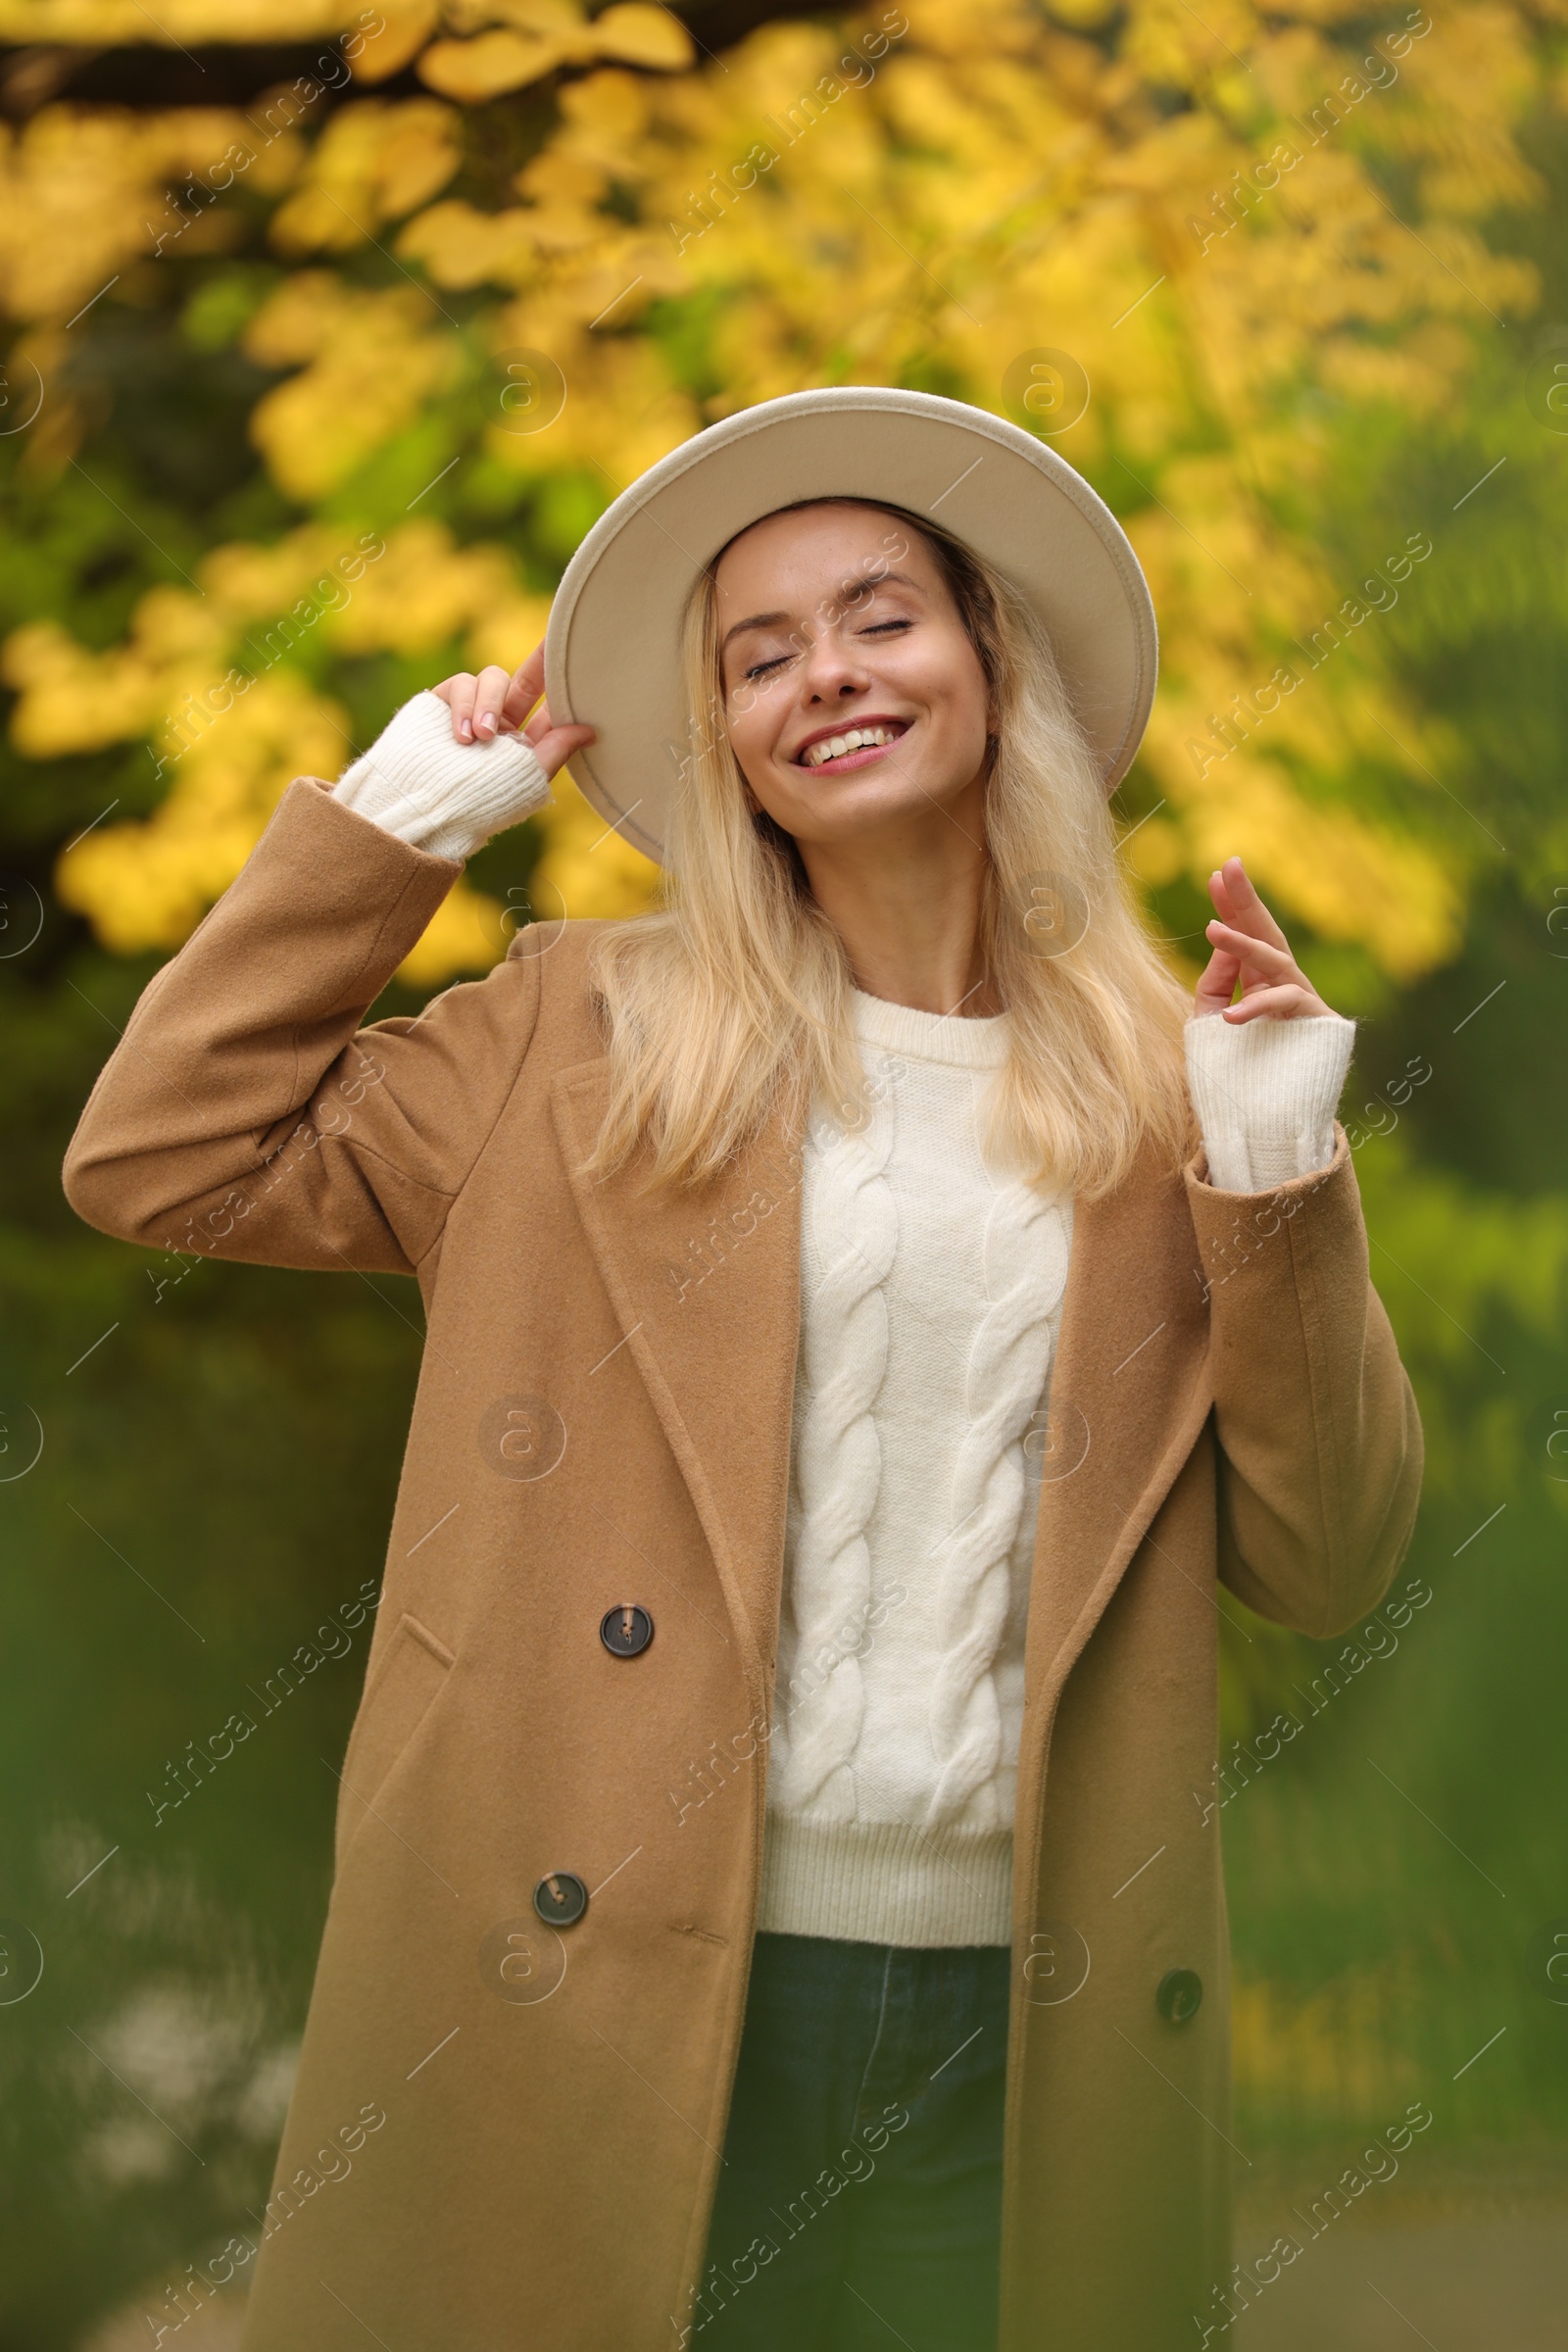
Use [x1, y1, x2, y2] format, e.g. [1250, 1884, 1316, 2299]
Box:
[793, 801, 921, 847]
[790, 768, 949, 826]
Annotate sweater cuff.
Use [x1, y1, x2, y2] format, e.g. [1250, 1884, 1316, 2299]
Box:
[1185, 1011, 1356, 1193]
[332, 690, 552, 862]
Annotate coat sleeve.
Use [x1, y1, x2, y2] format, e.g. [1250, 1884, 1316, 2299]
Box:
[1184, 1125, 1424, 1639]
[62, 777, 550, 1279]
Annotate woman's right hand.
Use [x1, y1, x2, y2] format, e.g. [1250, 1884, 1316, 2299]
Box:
[432, 641, 595, 778]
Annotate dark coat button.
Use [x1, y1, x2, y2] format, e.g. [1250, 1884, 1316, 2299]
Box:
[600, 1603, 654, 1658]
[1156, 1967, 1202, 2024]
[533, 1871, 588, 1927]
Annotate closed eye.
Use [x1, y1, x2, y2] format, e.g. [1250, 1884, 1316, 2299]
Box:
[740, 615, 909, 682]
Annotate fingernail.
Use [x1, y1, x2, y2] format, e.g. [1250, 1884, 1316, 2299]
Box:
[459, 718, 472, 741]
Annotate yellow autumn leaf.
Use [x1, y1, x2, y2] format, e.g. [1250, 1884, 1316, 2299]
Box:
[397, 197, 540, 288]
[243, 276, 462, 497]
[54, 673, 352, 954]
[591, 3, 694, 70]
[530, 766, 662, 925]
[0, 107, 274, 321]
[0, 0, 346, 30]
[270, 98, 462, 253]
[417, 28, 576, 101]
[318, 519, 522, 657]
[394, 882, 513, 984]
[352, 0, 442, 84]
[465, 589, 556, 673]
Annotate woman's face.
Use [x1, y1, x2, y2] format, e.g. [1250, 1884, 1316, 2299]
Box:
[712, 503, 994, 849]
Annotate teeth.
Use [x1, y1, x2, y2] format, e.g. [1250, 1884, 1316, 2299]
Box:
[802, 725, 899, 767]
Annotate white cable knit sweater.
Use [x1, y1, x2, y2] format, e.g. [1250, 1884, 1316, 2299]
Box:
[760, 995, 1072, 1946]
[330, 694, 1358, 1948]
[758, 995, 1354, 1947]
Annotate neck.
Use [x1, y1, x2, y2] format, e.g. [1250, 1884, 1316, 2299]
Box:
[793, 772, 1002, 1018]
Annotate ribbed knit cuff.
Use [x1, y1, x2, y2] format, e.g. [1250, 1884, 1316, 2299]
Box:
[1185, 1011, 1356, 1193]
[758, 1814, 1014, 1947]
[332, 690, 552, 862]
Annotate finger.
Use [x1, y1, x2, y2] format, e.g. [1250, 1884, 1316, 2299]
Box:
[443, 673, 477, 741]
[1193, 945, 1243, 1015]
[1204, 919, 1298, 981]
[1210, 856, 1291, 953]
[501, 645, 549, 733]
[529, 721, 596, 782]
[511, 640, 546, 707]
[1220, 983, 1319, 1022]
[520, 698, 585, 752]
[470, 664, 514, 741]
[1210, 855, 1290, 951]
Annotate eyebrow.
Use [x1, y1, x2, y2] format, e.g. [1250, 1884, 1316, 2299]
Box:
[718, 570, 928, 654]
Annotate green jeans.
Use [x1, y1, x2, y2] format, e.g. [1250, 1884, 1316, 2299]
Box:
[691, 1930, 1010, 2350]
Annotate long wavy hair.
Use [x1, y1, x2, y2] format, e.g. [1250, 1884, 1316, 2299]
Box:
[583, 498, 1196, 1200]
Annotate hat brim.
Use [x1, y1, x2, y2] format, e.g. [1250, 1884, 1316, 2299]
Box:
[543, 386, 1157, 867]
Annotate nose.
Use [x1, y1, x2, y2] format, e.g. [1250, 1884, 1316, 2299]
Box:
[799, 624, 870, 706]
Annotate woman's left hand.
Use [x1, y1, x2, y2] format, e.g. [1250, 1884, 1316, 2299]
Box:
[1194, 855, 1341, 1023]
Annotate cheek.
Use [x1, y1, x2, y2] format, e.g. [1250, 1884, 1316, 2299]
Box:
[955, 646, 993, 726]
[721, 705, 767, 792]
[921, 653, 991, 756]
[884, 630, 989, 744]
[723, 682, 794, 787]
[724, 694, 761, 757]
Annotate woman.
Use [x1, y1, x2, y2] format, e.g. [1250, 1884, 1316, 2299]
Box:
[64, 388, 1422, 2352]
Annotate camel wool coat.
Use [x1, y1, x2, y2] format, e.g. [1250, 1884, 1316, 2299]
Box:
[63, 777, 1424, 2352]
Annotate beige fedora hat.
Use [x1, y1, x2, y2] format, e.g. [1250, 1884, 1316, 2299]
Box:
[543, 385, 1156, 866]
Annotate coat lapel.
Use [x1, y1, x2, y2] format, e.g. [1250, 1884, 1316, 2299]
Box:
[551, 1060, 804, 1684]
[1021, 1142, 1213, 1736]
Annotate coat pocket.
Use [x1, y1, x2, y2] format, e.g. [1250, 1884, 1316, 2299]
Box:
[333, 1611, 455, 1877]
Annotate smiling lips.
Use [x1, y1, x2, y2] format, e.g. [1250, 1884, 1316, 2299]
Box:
[795, 720, 907, 771]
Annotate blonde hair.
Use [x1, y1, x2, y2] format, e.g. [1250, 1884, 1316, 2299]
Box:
[584, 499, 1197, 1200]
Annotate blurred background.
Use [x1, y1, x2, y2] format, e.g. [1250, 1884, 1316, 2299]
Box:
[1, 0, 1565, 2342]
